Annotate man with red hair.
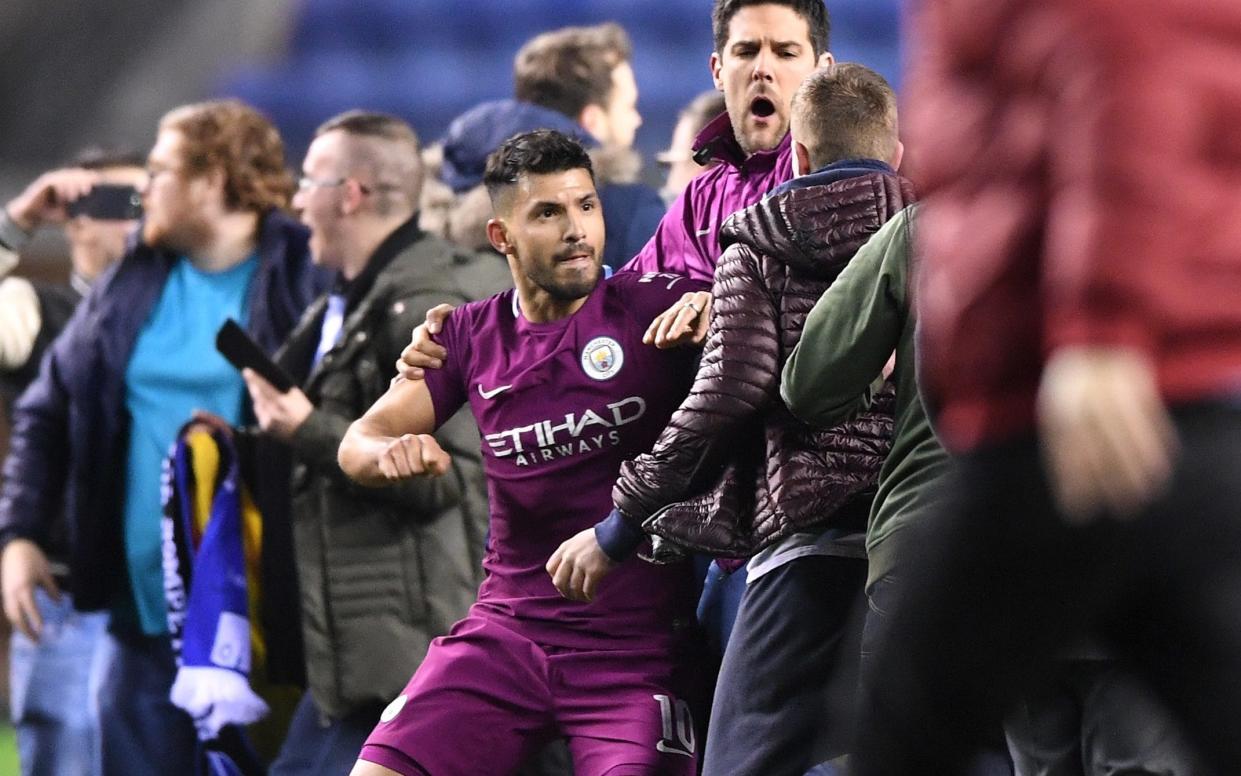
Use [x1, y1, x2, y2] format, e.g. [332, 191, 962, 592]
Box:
[0, 99, 324, 775]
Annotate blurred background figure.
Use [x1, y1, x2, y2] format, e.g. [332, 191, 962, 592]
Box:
[656, 90, 726, 203]
[0, 149, 144, 776]
[436, 22, 666, 270]
[414, 145, 454, 241]
[0, 99, 323, 776]
[1, 150, 146, 410]
[853, 0, 1241, 773]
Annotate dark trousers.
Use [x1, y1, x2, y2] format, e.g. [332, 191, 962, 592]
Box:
[269, 693, 384, 776]
[98, 631, 197, 776]
[702, 554, 866, 776]
[1006, 660, 1205, 776]
[863, 574, 1014, 776]
[853, 403, 1241, 775]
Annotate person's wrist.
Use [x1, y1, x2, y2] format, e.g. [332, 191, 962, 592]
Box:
[593, 509, 645, 563]
[0, 207, 34, 250]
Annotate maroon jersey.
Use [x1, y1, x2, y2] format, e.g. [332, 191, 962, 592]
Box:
[423, 271, 707, 649]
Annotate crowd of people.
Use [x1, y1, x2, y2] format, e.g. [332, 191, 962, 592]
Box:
[2, 0, 1240, 775]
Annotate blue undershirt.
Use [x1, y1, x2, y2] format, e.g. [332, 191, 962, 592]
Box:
[119, 254, 258, 635]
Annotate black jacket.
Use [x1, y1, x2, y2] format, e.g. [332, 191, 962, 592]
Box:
[275, 218, 509, 716]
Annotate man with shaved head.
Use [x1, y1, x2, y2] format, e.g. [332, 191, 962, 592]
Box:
[246, 110, 508, 776]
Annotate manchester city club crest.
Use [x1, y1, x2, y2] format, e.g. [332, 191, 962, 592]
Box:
[581, 336, 624, 380]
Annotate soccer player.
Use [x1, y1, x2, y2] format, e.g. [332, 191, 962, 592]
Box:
[338, 130, 705, 776]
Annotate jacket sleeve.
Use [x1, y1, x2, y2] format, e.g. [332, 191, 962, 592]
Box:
[622, 185, 717, 282]
[613, 243, 780, 525]
[0, 295, 82, 548]
[0, 277, 41, 370]
[288, 287, 465, 518]
[0, 244, 18, 277]
[782, 208, 912, 428]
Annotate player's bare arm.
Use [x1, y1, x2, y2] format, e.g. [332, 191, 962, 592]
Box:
[393, 303, 453, 381]
[338, 377, 451, 486]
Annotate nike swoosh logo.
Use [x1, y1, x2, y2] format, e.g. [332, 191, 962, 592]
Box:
[478, 383, 513, 399]
[695, 229, 712, 236]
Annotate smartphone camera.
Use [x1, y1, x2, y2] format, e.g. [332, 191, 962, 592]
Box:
[65, 184, 143, 221]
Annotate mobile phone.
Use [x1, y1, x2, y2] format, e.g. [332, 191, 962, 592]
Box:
[65, 184, 142, 220]
[216, 319, 297, 393]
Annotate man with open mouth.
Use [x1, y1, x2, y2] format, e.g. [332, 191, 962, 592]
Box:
[625, 0, 834, 290]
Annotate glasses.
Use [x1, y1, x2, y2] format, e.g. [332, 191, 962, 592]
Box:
[145, 165, 183, 181]
[296, 176, 401, 195]
[297, 176, 347, 192]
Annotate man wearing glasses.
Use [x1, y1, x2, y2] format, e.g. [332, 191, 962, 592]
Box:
[243, 111, 510, 776]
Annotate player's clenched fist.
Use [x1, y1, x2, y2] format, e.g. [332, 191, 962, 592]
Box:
[547, 528, 618, 602]
[378, 433, 452, 480]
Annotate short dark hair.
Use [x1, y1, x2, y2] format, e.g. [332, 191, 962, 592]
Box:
[792, 63, 898, 169]
[483, 130, 595, 209]
[514, 23, 632, 120]
[69, 147, 146, 170]
[712, 0, 830, 58]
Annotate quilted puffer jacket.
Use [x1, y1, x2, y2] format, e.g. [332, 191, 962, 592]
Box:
[613, 161, 916, 557]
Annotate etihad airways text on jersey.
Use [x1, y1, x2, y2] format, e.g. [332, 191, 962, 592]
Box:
[484, 396, 646, 466]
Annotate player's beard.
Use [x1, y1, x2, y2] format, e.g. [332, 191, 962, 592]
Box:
[529, 246, 603, 302]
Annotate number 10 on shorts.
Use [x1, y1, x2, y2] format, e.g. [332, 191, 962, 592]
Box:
[653, 694, 695, 757]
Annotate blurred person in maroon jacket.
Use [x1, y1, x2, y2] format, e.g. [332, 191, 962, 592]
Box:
[852, 1, 1241, 774]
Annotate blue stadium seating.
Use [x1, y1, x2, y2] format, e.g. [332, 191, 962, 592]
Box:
[215, 0, 902, 167]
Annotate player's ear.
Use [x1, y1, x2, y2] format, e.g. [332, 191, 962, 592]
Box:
[486, 219, 513, 256]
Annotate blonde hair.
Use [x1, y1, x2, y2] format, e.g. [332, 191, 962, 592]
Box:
[791, 63, 898, 168]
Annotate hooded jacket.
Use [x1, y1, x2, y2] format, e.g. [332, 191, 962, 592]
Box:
[612, 162, 915, 556]
[911, 0, 1241, 451]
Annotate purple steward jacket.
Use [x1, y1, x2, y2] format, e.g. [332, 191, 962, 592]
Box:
[624, 112, 793, 282]
[613, 163, 916, 557]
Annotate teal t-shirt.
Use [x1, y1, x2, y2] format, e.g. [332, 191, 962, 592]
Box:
[120, 255, 259, 635]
